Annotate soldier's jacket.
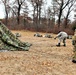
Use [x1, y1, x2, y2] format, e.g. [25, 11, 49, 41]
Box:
[72, 30, 76, 60]
[56, 31, 68, 39]
[0, 21, 32, 51]
[72, 35, 76, 45]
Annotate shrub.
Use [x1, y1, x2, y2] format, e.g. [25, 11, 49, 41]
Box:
[72, 22, 76, 31]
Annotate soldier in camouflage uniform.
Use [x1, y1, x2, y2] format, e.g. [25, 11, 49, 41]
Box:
[0, 21, 32, 51]
[72, 29, 76, 63]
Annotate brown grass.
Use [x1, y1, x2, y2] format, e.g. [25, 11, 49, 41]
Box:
[0, 30, 76, 75]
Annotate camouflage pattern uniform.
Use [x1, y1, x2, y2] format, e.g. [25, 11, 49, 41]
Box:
[72, 29, 76, 63]
[0, 21, 32, 51]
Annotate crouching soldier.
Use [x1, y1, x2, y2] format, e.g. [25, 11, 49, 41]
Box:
[72, 29, 76, 63]
[54, 31, 68, 47]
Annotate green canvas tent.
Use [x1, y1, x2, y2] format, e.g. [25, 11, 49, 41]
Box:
[0, 21, 32, 51]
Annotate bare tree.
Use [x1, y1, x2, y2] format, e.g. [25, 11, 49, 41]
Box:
[11, 0, 27, 24]
[74, 3, 76, 20]
[47, 0, 59, 28]
[28, 0, 44, 31]
[51, 0, 75, 27]
[0, 0, 11, 25]
[64, 0, 76, 28]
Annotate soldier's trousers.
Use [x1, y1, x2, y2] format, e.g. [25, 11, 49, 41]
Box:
[58, 38, 66, 45]
[73, 46, 76, 61]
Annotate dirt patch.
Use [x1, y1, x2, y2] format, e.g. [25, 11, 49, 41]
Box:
[0, 30, 76, 75]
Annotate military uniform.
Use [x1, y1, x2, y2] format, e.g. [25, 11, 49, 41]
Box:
[72, 29, 76, 63]
[54, 31, 68, 46]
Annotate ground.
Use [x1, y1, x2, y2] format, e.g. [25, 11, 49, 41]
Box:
[0, 30, 76, 75]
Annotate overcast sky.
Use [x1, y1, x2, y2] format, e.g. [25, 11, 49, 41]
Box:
[0, 0, 74, 21]
[0, 4, 5, 19]
[0, 0, 52, 19]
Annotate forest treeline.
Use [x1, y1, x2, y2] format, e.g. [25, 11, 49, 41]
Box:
[0, 0, 76, 35]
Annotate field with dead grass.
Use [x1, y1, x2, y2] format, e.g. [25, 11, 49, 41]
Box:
[0, 30, 76, 75]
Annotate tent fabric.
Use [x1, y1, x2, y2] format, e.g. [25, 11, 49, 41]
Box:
[0, 21, 31, 51]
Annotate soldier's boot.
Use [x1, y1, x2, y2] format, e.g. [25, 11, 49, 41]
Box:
[56, 43, 60, 47]
[63, 38, 66, 46]
[63, 43, 66, 47]
[72, 59, 76, 63]
[72, 54, 76, 63]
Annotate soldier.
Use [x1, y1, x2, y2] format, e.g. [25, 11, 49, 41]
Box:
[54, 31, 68, 47]
[72, 29, 76, 63]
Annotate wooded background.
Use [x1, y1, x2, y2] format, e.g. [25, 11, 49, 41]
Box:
[0, 0, 76, 34]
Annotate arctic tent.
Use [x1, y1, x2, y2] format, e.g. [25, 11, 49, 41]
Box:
[0, 21, 31, 51]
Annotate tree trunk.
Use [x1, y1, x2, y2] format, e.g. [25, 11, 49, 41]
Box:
[17, 7, 20, 24]
[5, 9, 8, 26]
[36, 4, 39, 31]
[39, 5, 41, 25]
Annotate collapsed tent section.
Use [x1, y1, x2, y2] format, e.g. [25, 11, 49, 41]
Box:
[0, 21, 32, 51]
